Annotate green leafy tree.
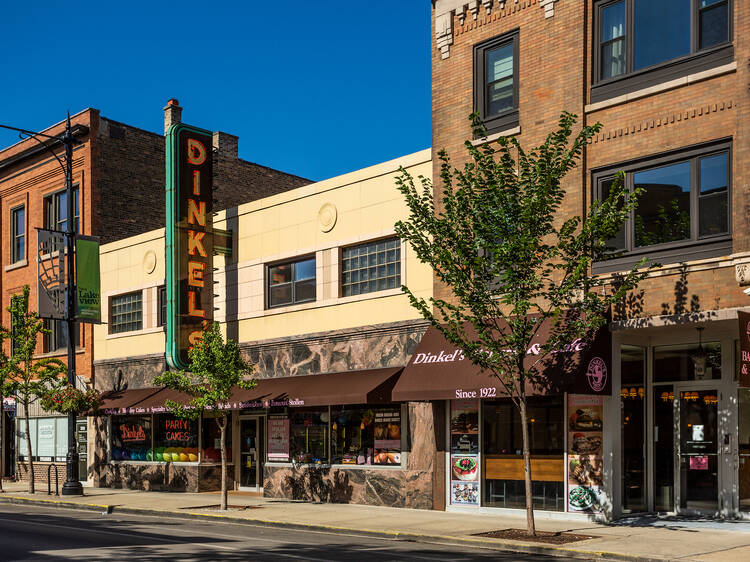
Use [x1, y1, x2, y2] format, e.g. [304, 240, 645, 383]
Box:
[155, 322, 255, 510]
[395, 112, 651, 535]
[6, 286, 67, 494]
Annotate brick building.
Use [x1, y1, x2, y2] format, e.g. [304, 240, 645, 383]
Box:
[423, 0, 749, 517]
[0, 101, 309, 487]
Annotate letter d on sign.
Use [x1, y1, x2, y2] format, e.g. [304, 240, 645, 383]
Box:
[187, 138, 206, 165]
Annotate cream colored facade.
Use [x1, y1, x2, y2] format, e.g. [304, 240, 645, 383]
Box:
[94, 149, 432, 360]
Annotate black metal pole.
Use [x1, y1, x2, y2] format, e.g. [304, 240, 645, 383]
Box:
[61, 114, 82, 496]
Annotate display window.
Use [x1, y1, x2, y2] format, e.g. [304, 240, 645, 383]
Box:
[290, 408, 328, 464]
[201, 413, 232, 463]
[111, 415, 151, 461]
[330, 405, 402, 465]
[153, 414, 198, 462]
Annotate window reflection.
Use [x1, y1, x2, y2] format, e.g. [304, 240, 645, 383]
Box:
[634, 162, 691, 247]
[634, 0, 690, 70]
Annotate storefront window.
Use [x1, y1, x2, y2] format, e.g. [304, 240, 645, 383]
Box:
[739, 388, 750, 513]
[482, 397, 564, 510]
[17, 417, 68, 462]
[621, 345, 647, 513]
[290, 408, 328, 464]
[201, 414, 232, 463]
[653, 342, 721, 382]
[330, 406, 402, 465]
[154, 414, 198, 462]
[111, 415, 152, 461]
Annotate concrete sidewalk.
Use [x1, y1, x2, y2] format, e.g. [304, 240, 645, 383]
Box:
[1, 481, 749, 561]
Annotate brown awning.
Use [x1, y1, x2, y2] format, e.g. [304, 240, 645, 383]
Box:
[97, 367, 403, 414]
[392, 323, 611, 402]
[230, 367, 403, 408]
[98, 387, 165, 415]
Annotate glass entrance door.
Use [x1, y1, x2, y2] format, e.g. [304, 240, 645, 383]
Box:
[240, 418, 264, 490]
[677, 389, 719, 512]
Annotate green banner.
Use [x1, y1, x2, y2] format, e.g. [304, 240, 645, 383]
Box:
[76, 236, 101, 323]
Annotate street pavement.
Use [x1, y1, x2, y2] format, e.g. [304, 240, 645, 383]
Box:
[0, 503, 575, 561]
[2, 481, 750, 560]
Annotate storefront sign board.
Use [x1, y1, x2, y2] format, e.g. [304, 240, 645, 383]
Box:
[166, 123, 214, 370]
[738, 311, 750, 387]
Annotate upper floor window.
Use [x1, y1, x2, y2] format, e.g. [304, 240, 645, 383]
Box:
[593, 140, 730, 272]
[44, 186, 79, 233]
[158, 286, 167, 327]
[594, 0, 732, 101]
[110, 292, 143, 334]
[267, 257, 316, 308]
[474, 30, 519, 135]
[44, 319, 80, 353]
[342, 238, 401, 297]
[11, 205, 25, 264]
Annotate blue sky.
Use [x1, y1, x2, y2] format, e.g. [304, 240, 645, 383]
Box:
[0, 2, 431, 181]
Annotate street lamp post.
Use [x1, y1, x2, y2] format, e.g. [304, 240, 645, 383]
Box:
[0, 116, 83, 495]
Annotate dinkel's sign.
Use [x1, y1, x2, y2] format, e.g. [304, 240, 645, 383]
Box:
[166, 124, 214, 369]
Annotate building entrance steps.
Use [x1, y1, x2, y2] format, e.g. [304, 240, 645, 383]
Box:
[2, 481, 750, 560]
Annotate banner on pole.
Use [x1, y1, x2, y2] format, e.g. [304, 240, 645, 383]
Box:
[75, 235, 101, 323]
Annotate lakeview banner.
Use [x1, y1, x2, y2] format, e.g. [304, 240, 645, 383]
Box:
[75, 236, 101, 323]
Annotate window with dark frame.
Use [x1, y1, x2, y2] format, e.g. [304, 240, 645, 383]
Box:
[474, 30, 519, 135]
[594, 0, 732, 101]
[267, 257, 316, 308]
[10, 295, 21, 357]
[341, 238, 401, 297]
[109, 292, 143, 334]
[44, 186, 80, 233]
[594, 140, 730, 271]
[44, 319, 80, 353]
[11, 205, 25, 264]
[157, 286, 167, 327]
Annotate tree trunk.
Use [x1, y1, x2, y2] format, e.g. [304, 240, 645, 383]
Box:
[219, 416, 227, 510]
[519, 398, 536, 536]
[24, 405, 34, 494]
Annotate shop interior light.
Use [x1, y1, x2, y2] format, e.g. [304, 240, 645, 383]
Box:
[690, 327, 708, 379]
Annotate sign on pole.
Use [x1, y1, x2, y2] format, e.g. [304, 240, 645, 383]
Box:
[75, 235, 101, 323]
[165, 123, 214, 370]
[37, 228, 67, 320]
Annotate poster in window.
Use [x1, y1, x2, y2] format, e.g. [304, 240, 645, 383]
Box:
[268, 417, 290, 461]
[568, 455, 603, 487]
[568, 485, 604, 512]
[451, 481, 479, 505]
[373, 409, 401, 449]
[37, 419, 55, 458]
[451, 455, 478, 482]
[567, 395, 604, 513]
[450, 399, 479, 454]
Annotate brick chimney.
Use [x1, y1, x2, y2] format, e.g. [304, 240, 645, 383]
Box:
[163, 98, 182, 134]
[213, 131, 238, 158]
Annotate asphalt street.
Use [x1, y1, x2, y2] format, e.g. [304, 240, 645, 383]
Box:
[0, 503, 589, 561]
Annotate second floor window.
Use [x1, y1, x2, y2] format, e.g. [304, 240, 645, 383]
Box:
[597, 0, 730, 82]
[11, 205, 25, 263]
[267, 257, 316, 308]
[110, 292, 143, 334]
[594, 140, 730, 270]
[44, 186, 80, 233]
[44, 319, 80, 353]
[474, 30, 519, 135]
[342, 238, 401, 297]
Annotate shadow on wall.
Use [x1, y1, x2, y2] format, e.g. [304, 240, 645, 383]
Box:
[284, 467, 354, 504]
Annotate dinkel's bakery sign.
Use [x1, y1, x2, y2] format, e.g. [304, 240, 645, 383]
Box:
[166, 124, 214, 369]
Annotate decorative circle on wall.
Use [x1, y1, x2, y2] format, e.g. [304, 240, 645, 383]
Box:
[143, 250, 157, 274]
[318, 203, 338, 232]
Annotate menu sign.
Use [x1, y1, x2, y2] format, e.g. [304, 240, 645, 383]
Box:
[450, 399, 480, 505]
[567, 395, 604, 513]
[268, 417, 290, 461]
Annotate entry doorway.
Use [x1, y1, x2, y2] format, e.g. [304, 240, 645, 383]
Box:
[238, 417, 264, 491]
[652, 385, 720, 513]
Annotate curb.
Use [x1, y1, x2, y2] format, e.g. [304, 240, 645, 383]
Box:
[0, 494, 667, 562]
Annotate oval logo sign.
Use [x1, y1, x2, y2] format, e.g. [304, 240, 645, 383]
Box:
[586, 357, 607, 392]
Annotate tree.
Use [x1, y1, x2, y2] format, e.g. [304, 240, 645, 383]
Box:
[395, 112, 651, 535]
[155, 322, 255, 510]
[6, 286, 67, 494]
[0, 326, 11, 493]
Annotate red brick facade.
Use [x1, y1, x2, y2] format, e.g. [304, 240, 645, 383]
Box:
[431, 0, 750, 318]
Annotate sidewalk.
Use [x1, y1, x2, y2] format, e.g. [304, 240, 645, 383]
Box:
[1, 481, 750, 561]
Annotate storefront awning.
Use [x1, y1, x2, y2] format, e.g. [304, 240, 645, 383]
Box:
[392, 322, 611, 402]
[97, 367, 404, 414]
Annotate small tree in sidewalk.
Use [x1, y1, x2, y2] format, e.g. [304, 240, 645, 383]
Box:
[395, 112, 651, 535]
[155, 322, 255, 510]
[6, 286, 67, 494]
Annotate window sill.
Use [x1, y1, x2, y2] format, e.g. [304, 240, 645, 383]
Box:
[108, 461, 234, 466]
[471, 126, 521, 147]
[4, 259, 27, 272]
[105, 326, 163, 340]
[589, 45, 734, 108]
[475, 111, 520, 140]
[34, 347, 85, 360]
[592, 238, 732, 275]
[265, 462, 403, 470]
